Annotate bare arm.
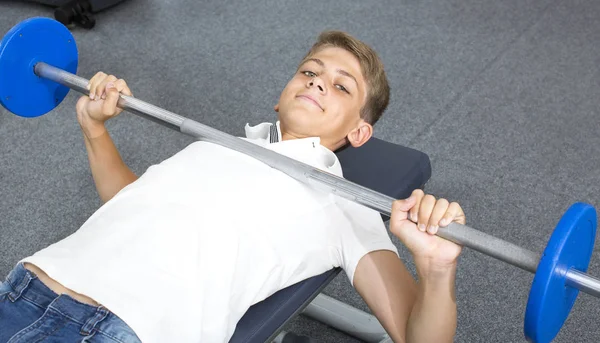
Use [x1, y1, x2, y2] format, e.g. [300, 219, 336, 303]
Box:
[81, 124, 138, 203]
[406, 256, 457, 343]
[76, 72, 138, 203]
[355, 190, 465, 342]
[353, 250, 457, 343]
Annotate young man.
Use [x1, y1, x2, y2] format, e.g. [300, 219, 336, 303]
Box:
[0, 31, 465, 342]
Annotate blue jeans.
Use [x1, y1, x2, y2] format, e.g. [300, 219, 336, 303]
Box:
[0, 263, 141, 343]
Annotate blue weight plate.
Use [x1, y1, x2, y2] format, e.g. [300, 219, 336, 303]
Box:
[524, 202, 597, 343]
[0, 17, 78, 117]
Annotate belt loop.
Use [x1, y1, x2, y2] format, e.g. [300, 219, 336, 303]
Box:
[7, 270, 36, 302]
[80, 306, 109, 336]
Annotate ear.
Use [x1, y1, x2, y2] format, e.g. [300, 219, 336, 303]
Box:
[274, 104, 279, 112]
[346, 121, 373, 148]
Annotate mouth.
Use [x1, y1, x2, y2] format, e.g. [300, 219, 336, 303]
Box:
[297, 95, 323, 111]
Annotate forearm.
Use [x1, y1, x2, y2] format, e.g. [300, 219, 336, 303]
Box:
[81, 124, 138, 203]
[406, 260, 457, 343]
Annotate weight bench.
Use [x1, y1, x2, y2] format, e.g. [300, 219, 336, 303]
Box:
[230, 137, 432, 342]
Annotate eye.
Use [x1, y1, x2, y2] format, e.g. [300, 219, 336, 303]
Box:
[302, 70, 316, 77]
[336, 84, 350, 94]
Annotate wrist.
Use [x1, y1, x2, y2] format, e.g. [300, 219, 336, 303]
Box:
[79, 116, 107, 139]
[414, 257, 458, 281]
[415, 260, 458, 305]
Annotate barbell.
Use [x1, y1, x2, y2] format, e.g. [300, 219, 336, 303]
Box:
[1, 17, 598, 343]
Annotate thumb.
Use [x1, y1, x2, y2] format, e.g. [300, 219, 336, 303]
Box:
[102, 83, 121, 116]
[394, 195, 416, 211]
[391, 195, 417, 220]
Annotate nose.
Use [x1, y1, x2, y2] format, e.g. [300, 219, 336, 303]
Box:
[308, 78, 326, 94]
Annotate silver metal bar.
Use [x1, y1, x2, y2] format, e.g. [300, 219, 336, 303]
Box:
[302, 294, 390, 343]
[271, 331, 316, 343]
[34, 62, 187, 130]
[271, 331, 288, 343]
[566, 268, 600, 298]
[32, 62, 600, 300]
[440, 222, 541, 273]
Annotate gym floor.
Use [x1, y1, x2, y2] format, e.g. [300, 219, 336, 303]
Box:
[1, 0, 599, 342]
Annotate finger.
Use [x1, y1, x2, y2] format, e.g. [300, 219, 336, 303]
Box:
[111, 79, 133, 115]
[113, 79, 132, 96]
[391, 195, 417, 221]
[88, 72, 106, 100]
[417, 194, 436, 233]
[439, 202, 466, 226]
[408, 189, 424, 223]
[102, 83, 121, 117]
[426, 198, 449, 235]
[98, 75, 118, 100]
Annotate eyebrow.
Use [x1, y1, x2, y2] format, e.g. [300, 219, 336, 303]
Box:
[304, 58, 358, 88]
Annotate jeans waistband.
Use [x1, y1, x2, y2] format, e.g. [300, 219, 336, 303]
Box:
[5, 263, 140, 341]
[5, 262, 56, 307]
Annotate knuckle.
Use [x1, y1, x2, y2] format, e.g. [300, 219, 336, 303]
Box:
[116, 80, 129, 92]
[413, 189, 424, 197]
[449, 202, 461, 211]
[94, 72, 106, 81]
[423, 194, 436, 203]
[437, 198, 449, 206]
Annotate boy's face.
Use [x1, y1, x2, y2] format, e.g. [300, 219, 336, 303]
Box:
[275, 46, 372, 151]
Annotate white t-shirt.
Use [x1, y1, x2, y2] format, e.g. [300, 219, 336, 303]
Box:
[22, 121, 398, 343]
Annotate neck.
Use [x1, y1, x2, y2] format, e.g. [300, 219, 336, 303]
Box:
[282, 130, 347, 152]
[278, 120, 347, 151]
[280, 130, 300, 141]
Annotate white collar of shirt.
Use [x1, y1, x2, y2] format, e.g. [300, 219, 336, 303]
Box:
[244, 121, 343, 177]
[244, 121, 283, 143]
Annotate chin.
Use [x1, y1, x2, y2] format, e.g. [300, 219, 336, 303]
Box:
[280, 112, 312, 127]
[283, 104, 321, 119]
[279, 113, 320, 135]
